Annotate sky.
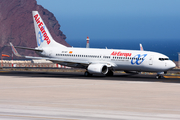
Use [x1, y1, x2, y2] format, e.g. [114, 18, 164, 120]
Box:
[36, 0, 180, 44]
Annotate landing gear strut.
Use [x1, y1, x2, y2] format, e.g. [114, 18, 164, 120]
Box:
[156, 72, 164, 79]
[156, 75, 162, 79]
[84, 71, 92, 77]
[106, 70, 114, 76]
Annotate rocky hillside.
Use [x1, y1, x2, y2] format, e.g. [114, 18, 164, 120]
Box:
[0, 0, 70, 59]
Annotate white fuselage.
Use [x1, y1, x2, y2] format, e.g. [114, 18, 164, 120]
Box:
[39, 47, 176, 72]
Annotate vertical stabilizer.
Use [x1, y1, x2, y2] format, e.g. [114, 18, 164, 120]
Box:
[32, 11, 66, 48]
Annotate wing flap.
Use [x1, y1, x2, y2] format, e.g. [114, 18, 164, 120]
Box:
[48, 58, 90, 65]
[24, 55, 90, 66]
[10, 42, 90, 66]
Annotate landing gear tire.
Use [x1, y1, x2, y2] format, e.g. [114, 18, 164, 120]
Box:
[84, 71, 92, 77]
[156, 75, 162, 79]
[106, 70, 114, 76]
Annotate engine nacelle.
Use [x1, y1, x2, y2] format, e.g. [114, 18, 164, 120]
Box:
[87, 64, 108, 75]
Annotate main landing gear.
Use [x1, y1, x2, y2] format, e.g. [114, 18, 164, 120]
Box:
[84, 71, 92, 77]
[106, 70, 114, 76]
[84, 70, 114, 77]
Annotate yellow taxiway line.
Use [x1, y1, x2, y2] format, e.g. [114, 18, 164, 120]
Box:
[0, 71, 9, 72]
[164, 76, 180, 78]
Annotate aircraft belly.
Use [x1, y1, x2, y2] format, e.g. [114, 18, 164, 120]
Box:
[115, 61, 142, 71]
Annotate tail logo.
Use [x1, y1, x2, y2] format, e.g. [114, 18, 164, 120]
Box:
[34, 14, 51, 45]
[37, 26, 45, 46]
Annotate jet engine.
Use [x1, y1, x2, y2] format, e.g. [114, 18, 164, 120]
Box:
[87, 64, 108, 75]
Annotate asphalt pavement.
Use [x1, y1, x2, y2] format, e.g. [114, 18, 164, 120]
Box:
[0, 69, 180, 120]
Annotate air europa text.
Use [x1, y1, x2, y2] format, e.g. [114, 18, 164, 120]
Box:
[34, 14, 51, 44]
[111, 51, 132, 57]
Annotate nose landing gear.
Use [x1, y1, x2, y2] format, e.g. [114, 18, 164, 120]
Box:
[156, 75, 162, 79]
[156, 72, 164, 79]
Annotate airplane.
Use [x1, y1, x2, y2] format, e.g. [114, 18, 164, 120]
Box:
[10, 11, 176, 79]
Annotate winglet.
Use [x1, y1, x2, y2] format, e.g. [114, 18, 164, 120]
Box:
[10, 42, 22, 57]
[140, 43, 144, 51]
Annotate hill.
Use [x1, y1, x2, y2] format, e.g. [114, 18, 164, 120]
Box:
[0, 0, 70, 59]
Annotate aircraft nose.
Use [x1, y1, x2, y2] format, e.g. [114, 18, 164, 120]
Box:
[169, 61, 176, 69]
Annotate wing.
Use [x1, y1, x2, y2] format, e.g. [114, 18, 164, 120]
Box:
[10, 42, 116, 68]
[140, 43, 144, 51]
[26, 56, 90, 65]
[10, 42, 90, 67]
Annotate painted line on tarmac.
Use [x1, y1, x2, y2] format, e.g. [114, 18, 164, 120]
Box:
[164, 76, 180, 78]
[0, 71, 9, 73]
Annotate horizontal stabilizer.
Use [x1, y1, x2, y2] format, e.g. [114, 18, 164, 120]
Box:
[6, 44, 43, 52]
[14, 46, 43, 52]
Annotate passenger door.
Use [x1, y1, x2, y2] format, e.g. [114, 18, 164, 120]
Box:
[149, 56, 153, 65]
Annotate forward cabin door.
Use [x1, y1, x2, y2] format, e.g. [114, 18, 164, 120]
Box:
[149, 56, 153, 65]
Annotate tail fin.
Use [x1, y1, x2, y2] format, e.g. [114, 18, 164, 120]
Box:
[32, 11, 66, 48]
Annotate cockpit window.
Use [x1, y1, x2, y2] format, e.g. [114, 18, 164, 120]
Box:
[159, 58, 169, 61]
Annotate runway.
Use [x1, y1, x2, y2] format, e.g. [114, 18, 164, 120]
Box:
[0, 70, 180, 119]
[1, 69, 180, 82]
